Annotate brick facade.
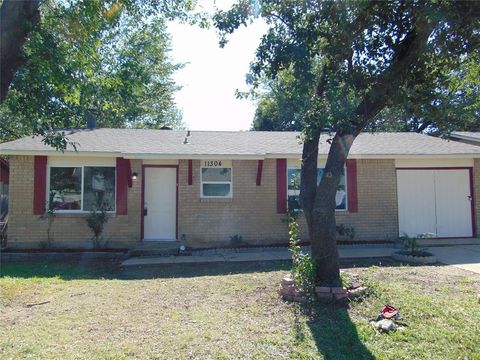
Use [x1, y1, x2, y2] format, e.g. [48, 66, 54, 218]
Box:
[6, 155, 479, 249]
[7, 156, 142, 249]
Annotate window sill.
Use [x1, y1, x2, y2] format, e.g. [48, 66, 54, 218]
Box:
[200, 198, 233, 203]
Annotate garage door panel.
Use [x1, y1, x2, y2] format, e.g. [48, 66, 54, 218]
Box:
[397, 170, 436, 237]
[397, 168, 473, 239]
[434, 170, 472, 238]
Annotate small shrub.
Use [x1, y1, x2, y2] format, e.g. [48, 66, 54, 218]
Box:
[86, 207, 109, 249]
[38, 191, 57, 249]
[399, 232, 435, 256]
[288, 216, 316, 300]
[336, 224, 355, 240]
[230, 234, 244, 247]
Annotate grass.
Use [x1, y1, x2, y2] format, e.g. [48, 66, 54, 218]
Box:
[1, 257, 479, 359]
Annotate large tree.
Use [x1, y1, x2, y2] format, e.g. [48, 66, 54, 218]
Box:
[216, 0, 480, 285]
[0, 0, 198, 147]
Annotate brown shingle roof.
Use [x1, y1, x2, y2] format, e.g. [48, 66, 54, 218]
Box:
[0, 129, 479, 158]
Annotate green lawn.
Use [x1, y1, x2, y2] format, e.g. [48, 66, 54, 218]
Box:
[1, 257, 479, 359]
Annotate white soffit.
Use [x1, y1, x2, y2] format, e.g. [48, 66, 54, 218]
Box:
[395, 158, 474, 168]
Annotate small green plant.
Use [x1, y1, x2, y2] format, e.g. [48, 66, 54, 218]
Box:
[230, 234, 244, 247]
[336, 224, 355, 240]
[288, 216, 316, 300]
[399, 232, 435, 255]
[86, 207, 109, 249]
[38, 191, 57, 249]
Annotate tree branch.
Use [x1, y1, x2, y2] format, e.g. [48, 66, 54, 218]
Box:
[0, 0, 41, 104]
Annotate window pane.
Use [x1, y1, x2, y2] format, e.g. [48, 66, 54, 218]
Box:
[202, 168, 231, 182]
[203, 183, 231, 197]
[288, 169, 301, 190]
[288, 167, 347, 210]
[50, 167, 82, 210]
[83, 167, 116, 211]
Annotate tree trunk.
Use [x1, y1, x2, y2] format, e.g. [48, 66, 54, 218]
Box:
[301, 132, 355, 285]
[0, 0, 41, 104]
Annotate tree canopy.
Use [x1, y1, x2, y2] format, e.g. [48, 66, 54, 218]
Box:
[0, 0, 198, 147]
[252, 52, 480, 133]
[216, 0, 480, 285]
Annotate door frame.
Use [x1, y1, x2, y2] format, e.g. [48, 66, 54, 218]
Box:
[396, 167, 476, 238]
[141, 165, 179, 241]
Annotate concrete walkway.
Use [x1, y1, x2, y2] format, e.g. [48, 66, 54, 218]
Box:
[121, 245, 395, 266]
[429, 245, 480, 274]
[121, 244, 480, 274]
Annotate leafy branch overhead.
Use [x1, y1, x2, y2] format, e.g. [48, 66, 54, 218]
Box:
[217, 0, 479, 135]
[0, 0, 201, 148]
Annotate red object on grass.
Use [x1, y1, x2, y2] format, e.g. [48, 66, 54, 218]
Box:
[381, 305, 398, 319]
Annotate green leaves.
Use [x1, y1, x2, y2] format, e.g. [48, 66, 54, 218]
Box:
[0, 0, 191, 148]
[219, 0, 479, 135]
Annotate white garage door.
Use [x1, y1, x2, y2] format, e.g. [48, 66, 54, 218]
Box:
[397, 169, 473, 238]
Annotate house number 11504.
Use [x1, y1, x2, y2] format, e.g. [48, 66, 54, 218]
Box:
[204, 160, 222, 167]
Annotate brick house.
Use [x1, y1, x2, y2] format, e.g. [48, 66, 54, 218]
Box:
[0, 129, 479, 250]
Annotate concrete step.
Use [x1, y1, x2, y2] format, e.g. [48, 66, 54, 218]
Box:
[129, 241, 185, 257]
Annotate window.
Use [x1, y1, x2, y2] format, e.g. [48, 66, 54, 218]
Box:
[49, 166, 116, 212]
[287, 167, 347, 211]
[201, 167, 232, 198]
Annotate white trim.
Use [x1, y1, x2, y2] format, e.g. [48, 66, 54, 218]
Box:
[48, 156, 115, 167]
[127, 154, 264, 160]
[395, 158, 474, 168]
[200, 166, 233, 198]
[2, 148, 480, 159]
[142, 159, 179, 165]
[267, 153, 480, 159]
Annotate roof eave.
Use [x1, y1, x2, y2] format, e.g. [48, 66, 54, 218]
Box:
[1, 150, 480, 159]
[450, 133, 480, 143]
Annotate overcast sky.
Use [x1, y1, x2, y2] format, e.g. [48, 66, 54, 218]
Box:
[167, 2, 268, 131]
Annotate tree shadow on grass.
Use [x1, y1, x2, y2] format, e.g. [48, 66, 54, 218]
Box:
[1, 254, 408, 281]
[300, 303, 375, 360]
[0, 256, 293, 280]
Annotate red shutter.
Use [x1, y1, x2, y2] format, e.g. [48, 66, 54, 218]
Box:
[33, 156, 47, 215]
[116, 157, 128, 215]
[346, 159, 358, 213]
[0, 161, 8, 184]
[276, 159, 287, 214]
[188, 160, 193, 185]
[256, 160, 263, 186]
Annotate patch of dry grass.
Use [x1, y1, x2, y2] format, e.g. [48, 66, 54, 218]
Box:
[1, 258, 479, 359]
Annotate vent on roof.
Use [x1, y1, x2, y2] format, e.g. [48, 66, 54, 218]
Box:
[86, 108, 97, 129]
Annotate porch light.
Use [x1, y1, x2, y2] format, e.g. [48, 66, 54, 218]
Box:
[132, 172, 138, 181]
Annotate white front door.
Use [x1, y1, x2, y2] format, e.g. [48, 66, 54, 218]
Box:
[144, 167, 177, 241]
[397, 169, 473, 238]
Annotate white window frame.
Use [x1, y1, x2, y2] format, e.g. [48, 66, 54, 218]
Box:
[200, 165, 233, 198]
[287, 166, 348, 212]
[47, 165, 117, 213]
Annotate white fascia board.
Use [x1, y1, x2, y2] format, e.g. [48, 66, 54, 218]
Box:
[265, 153, 480, 159]
[0, 149, 122, 157]
[123, 153, 266, 160]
